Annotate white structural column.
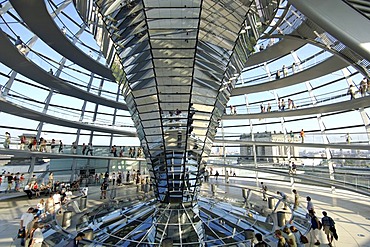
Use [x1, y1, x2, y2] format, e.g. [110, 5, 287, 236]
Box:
[107, 86, 121, 174]
[263, 62, 290, 163]
[291, 51, 335, 190]
[289, 0, 370, 62]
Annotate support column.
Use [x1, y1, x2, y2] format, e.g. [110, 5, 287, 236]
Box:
[291, 51, 334, 191]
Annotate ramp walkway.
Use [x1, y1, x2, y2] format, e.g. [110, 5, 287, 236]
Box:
[232, 55, 349, 96]
[222, 96, 370, 120]
[213, 138, 370, 151]
[0, 96, 136, 136]
[0, 148, 144, 160]
[0, 30, 128, 110]
[246, 38, 307, 67]
[10, 0, 115, 81]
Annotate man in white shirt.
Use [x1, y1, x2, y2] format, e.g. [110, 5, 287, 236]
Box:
[20, 207, 35, 246]
[53, 191, 61, 213]
[306, 196, 315, 213]
[24, 183, 33, 199]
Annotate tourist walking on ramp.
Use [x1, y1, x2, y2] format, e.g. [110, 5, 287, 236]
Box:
[260, 182, 267, 201]
[321, 211, 338, 246]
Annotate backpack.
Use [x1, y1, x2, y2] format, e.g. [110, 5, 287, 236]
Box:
[329, 217, 335, 227]
[318, 220, 322, 230]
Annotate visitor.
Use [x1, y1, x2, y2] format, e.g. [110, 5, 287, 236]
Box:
[289, 130, 294, 142]
[14, 36, 22, 50]
[61, 26, 67, 35]
[119, 146, 124, 157]
[260, 103, 265, 113]
[204, 169, 209, 182]
[50, 139, 56, 153]
[275, 70, 281, 80]
[275, 229, 287, 247]
[100, 181, 108, 199]
[321, 211, 337, 246]
[58, 140, 64, 153]
[48, 172, 54, 190]
[66, 232, 85, 247]
[215, 170, 219, 180]
[292, 63, 296, 74]
[14, 172, 20, 191]
[267, 103, 271, 112]
[255, 233, 268, 247]
[71, 142, 77, 154]
[281, 99, 285, 111]
[289, 162, 297, 175]
[82, 143, 87, 155]
[282, 65, 288, 77]
[309, 210, 321, 245]
[292, 189, 299, 210]
[86, 143, 93, 155]
[20, 207, 35, 246]
[344, 133, 351, 144]
[260, 182, 267, 201]
[32, 182, 40, 198]
[225, 170, 229, 183]
[306, 196, 315, 213]
[3, 132, 10, 149]
[20, 173, 25, 188]
[111, 145, 117, 157]
[360, 77, 367, 97]
[347, 84, 356, 100]
[36, 199, 45, 217]
[29, 222, 44, 247]
[39, 138, 47, 152]
[53, 191, 61, 214]
[24, 183, 33, 199]
[6, 172, 13, 193]
[290, 226, 306, 247]
[300, 129, 304, 143]
[126, 171, 130, 183]
[283, 226, 297, 247]
[31, 137, 37, 151]
[276, 191, 288, 210]
[20, 135, 27, 150]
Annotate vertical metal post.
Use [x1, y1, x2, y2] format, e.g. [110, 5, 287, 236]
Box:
[291, 51, 334, 191]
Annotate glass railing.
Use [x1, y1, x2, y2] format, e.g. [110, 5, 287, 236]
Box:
[204, 164, 370, 196]
[225, 88, 358, 115]
[215, 131, 370, 146]
[0, 136, 144, 158]
[1, 85, 134, 129]
[237, 52, 332, 87]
